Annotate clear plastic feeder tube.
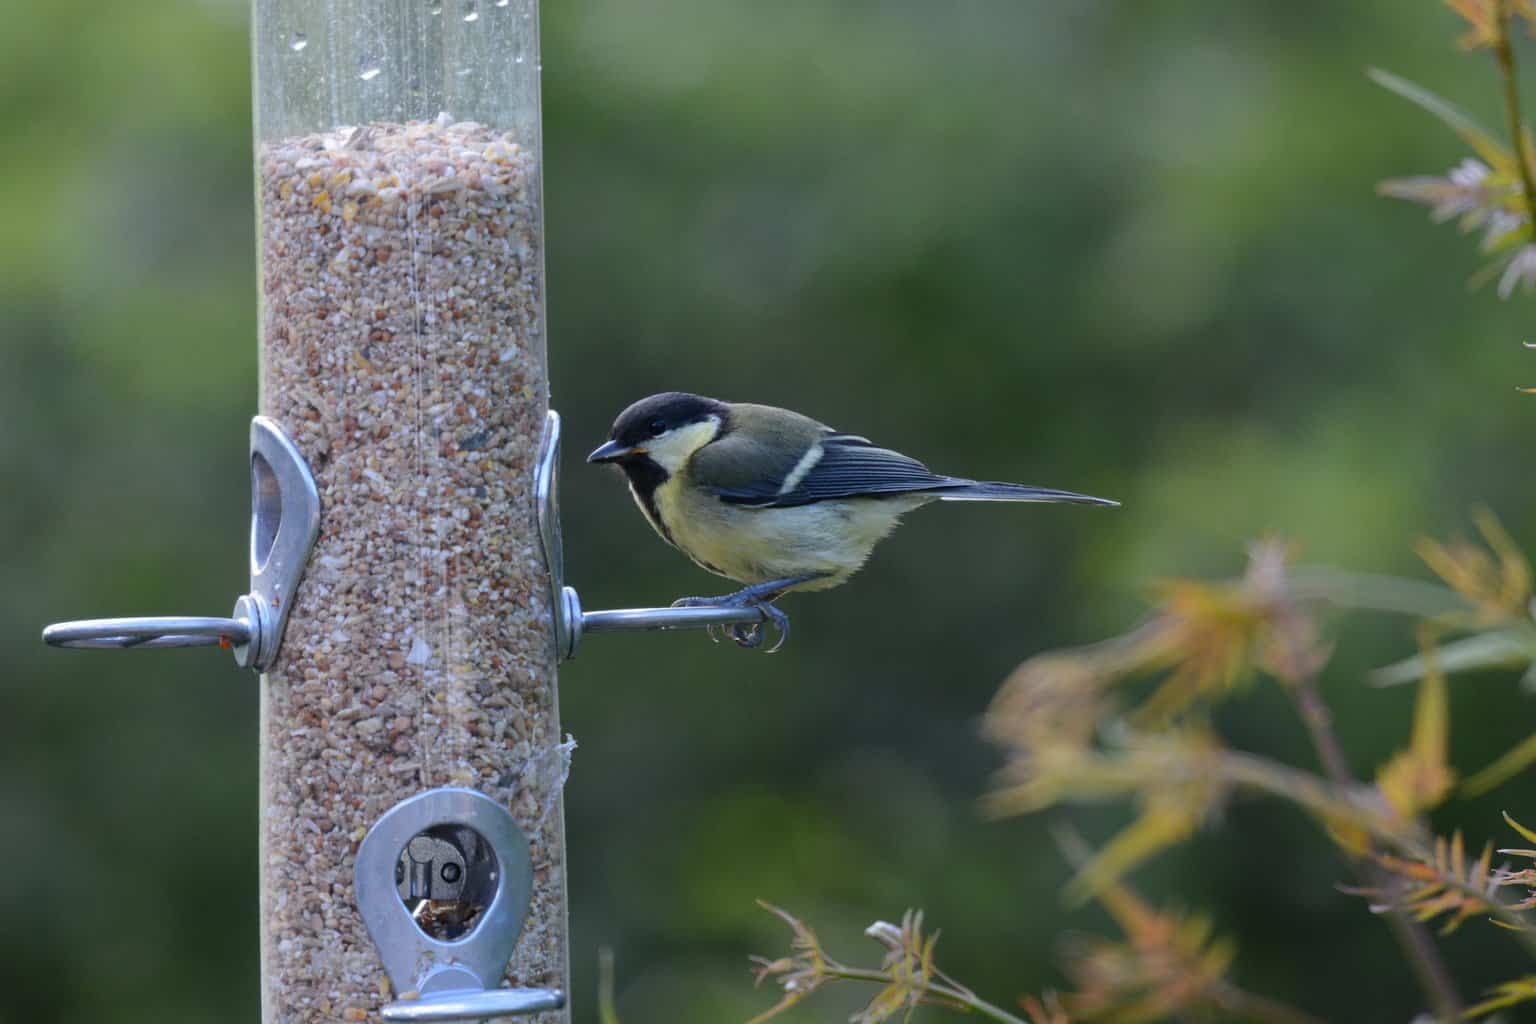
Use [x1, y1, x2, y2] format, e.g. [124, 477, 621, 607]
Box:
[251, 1, 565, 1020]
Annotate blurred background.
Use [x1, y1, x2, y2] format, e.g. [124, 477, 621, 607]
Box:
[6, 1, 1536, 1020]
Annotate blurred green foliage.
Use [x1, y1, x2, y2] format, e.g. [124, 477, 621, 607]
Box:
[6, 1, 1536, 1021]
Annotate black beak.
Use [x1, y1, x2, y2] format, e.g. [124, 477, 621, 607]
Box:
[587, 439, 638, 463]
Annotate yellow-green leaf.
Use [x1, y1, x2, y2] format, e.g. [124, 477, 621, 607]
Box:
[1505, 811, 1536, 846]
[1464, 974, 1536, 1018]
[1464, 732, 1536, 796]
[1064, 799, 1202, 906]
[1377, 643, 1455, 818]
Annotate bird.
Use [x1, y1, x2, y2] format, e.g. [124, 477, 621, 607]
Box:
[587, 392, 1117, 651]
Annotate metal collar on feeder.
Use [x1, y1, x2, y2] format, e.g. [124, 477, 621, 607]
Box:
[535, 409, 779, 660]
[40, 416, 320, 671]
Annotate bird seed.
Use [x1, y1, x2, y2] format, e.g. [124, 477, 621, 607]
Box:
[257, 117, 567, 1023]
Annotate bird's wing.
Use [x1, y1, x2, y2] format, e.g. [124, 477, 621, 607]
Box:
[703, 431, 956, 508]
[684, 405, 829, 498]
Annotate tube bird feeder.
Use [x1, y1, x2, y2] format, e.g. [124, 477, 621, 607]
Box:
[40, 1, 787, 1019]
[251, 0, 567, 1020]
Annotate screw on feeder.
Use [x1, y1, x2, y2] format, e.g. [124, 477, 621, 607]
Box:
[536, 409, 779, 660]
[40, 417, 320, 671]
[401, 833, 471, 907]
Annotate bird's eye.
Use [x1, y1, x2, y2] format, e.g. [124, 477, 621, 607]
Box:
[646, 417, 667, 437]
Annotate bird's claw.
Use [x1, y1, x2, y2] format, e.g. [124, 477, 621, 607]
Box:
[729, 621, 763, 648]
[670, 592, 791, 653]
[737, 602, 790, 653]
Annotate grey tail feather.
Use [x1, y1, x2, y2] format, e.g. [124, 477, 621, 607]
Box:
[935, 479, 1119, 506]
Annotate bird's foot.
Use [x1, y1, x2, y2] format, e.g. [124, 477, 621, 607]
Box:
[669, 592, 786, 649]
[668, 594, 729, 645]
[669, 575, 821, 652]
[723, 602, 791, 653]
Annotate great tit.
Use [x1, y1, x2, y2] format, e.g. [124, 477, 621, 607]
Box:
[588, 392, 1117, 651]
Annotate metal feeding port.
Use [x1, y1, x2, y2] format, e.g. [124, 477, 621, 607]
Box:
[397, 825, 496, 941]
[356, 788, 564, 1021]
[536, 409, 777, 660]
[40, 416, 321, 671]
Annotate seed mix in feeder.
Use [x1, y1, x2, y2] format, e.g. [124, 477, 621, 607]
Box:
[257, 117, 568, 1020]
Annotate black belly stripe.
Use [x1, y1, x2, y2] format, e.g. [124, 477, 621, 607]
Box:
[619, 456, 731, 577]
[621, 457, 675, 546]
[630, 483, 675, 546]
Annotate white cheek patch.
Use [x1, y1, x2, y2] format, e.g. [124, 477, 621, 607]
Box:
[646, 416, 721, 473]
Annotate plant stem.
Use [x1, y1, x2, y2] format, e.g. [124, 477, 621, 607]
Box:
[1291, 668, 1358, 786]
[1218, 751, 1416, 851]
[828, 966, 1030, 1024]
[1494, 0, 1536, 242]
[1377, 894, 1467, 1023]
[1285, 670, 1464, 1022]
[1265, 579, 1462, 1018]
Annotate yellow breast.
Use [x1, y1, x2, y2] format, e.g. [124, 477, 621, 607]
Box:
[650, 474, 920, 589]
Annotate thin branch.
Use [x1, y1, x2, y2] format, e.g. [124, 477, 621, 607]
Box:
[824, 966, 1030, 1024]
[1291, 671, 1358, 789]
[1216, 751, 1413, 848]
[1376, 889, 1468, 1024]
[1283, 667, 1463, 1021]
[1287, 563, 1536, 993]
[1493, 0, 1536, 241]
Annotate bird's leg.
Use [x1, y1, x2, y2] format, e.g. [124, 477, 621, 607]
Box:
[670, 574, 825, 652]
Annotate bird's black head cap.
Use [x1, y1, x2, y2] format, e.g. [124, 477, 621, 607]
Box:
[606, 392, 729, 451]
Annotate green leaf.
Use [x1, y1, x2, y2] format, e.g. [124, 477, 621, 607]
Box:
[1377, 653, 1454, 816]
[1464, 974, 1536, 1018]
[1369, 628, 1536, 687]
[598, 947, 621, 1024]
[1505, 811, 1536, 847]
[1062, 799, 1202, 906]
[1465, 734, 1536, 796]
[1289, 567, 1472, 619]
[1368, 67, 1515, 175]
